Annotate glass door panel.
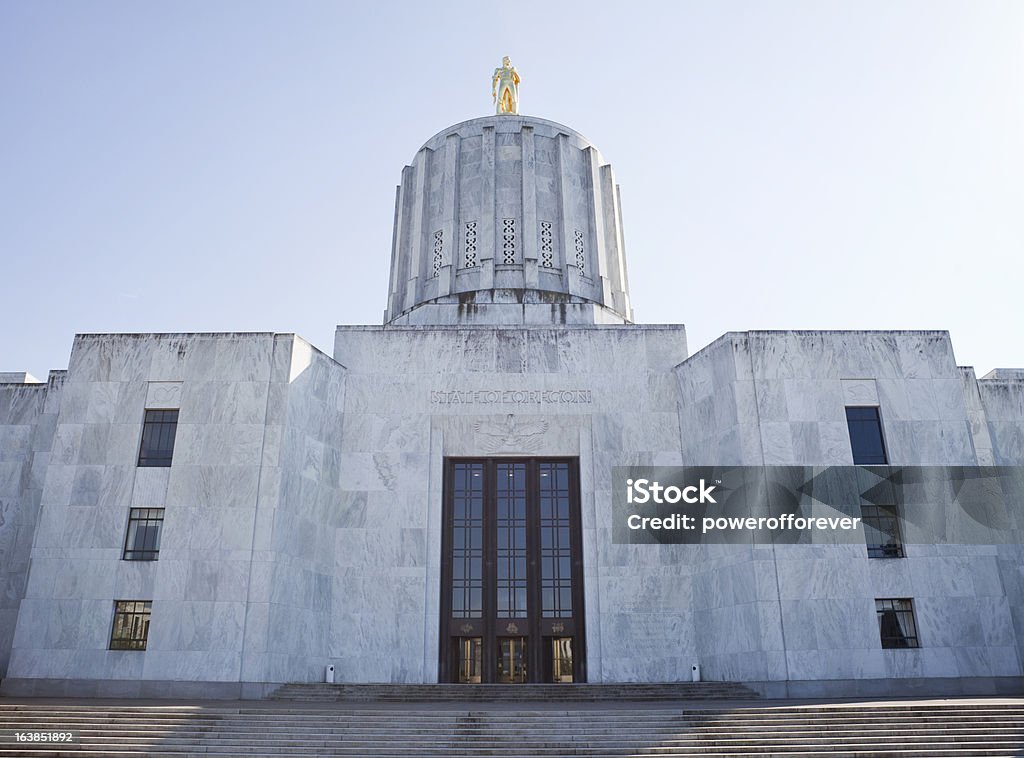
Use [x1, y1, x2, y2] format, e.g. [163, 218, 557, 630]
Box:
[545, 637, 574, 682]
[455, 637, 482, 683]
[496, 637, 528, 683]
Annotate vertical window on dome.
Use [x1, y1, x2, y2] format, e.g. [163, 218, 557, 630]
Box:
[464, 221, 478, 267]
[539, 221, 554, 267]
[846, 406, 888, 464]
[432, 230, 444, 277]
[502, 218, 516, 264]
[574, 230, 585, 275]
[138, 409, 178, 467]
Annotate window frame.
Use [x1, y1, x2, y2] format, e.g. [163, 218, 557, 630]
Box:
[846, 405, 889, 465]
[861, 504, 904, 559]
[875, 597, 920, 649]
[122, 507, 166, 561]
[109, 600, 152, 651]
[137, 409, 179, 467]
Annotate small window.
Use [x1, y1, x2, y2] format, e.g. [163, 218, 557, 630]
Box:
[110, 600, 152, 650]
[861, 504, 904, 558]
[123, 508, 165, 561]
[846, 406, 888, 464]
[876, 598, 919, 648]
[138, 409, 178, 467]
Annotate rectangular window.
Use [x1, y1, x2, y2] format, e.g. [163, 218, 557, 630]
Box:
[138, 409, 179, 467]
[451, 462, 484, 619]
[123, 508, 165, 561]
[876, 598, 919, 648]
[495, 462, 528, 619]
[110, 600, 152, 650]
[861, 504, 904, 558]
[539, 461, 573, 618]
[846, 406, 888, 464]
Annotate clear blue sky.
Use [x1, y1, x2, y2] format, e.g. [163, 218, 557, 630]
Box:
[2, 1, 1021, 378]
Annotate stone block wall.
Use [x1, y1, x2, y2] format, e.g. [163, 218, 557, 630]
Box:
[0, 373, 62, 676]
[2, 325, 1023, 695]
[4, 333, 348, 692]
[674, 331, 1024, 689]
[333, 324, 690, 682]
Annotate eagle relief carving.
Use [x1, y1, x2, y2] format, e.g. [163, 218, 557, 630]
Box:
[473, 414, 549, 453]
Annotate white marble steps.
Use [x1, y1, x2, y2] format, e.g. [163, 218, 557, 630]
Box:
[270, 682, 761, 701]
[1, 701, 1023, 756]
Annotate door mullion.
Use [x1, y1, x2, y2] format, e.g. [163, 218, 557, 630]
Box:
[439, 462, 451, 682]
[570, 460, 586, 683]
[526, 458, 542, 682]
[483, 459, 496, 683]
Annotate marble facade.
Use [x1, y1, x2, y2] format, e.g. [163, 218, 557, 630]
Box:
[2, 114, 1023, 698]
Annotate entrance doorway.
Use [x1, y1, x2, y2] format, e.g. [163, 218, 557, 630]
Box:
[440, 459, 586, 683]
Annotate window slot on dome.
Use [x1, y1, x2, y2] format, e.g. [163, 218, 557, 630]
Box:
[464, 222, 478, 267]
[574, 230, 585, 275]
[502, 218, 517, 264]
[540, 221, 553, 267]
[432, 230, 444, 278]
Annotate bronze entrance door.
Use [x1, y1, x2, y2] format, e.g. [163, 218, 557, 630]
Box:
[440, 459, 586, 684]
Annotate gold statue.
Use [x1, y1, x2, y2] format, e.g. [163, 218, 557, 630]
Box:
[492, 56, 520, 115]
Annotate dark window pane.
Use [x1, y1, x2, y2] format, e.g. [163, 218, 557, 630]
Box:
[110, 600, 152, 650]
[123, 508, 165, 561]
[862, 504, 904, 558]
[846, 406, 888, 464]
[876, 598, 919, 648]
[138, 409, 179, 467]
[451, 462, 484, 618]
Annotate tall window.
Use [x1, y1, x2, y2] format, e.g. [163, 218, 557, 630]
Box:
[876, 598, 919, 648]
[138, 409, 178, 467]
[110, 600, 152, 650]
[861, 504, 904, 558]
[539, 461, 573, 618]
[451, 463, 484, 619]
[123, 508, 165, 561]
[495, 462, 528, 619]
[846, 406, 888, 464]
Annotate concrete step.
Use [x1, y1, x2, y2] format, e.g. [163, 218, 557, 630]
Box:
[269, 682, 762, 702]
[1, 700, 1022, 757]
[2, 749, 1023, 758]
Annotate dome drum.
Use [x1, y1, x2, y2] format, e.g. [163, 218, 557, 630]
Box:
[384, 116, 633, 326]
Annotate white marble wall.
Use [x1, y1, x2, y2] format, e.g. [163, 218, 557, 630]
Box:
[333, 323, 689, 682]
[0, 373, 62, 676]
[674, 331, 1023, 685]
[5, 333, 347, 688]
[974, 369, 1024, 677]
[3, 325, 1023, 693]
[232, 335, 348, 684]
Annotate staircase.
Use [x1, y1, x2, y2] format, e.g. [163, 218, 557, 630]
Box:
[270, 681, 760, 702]
[0, 699, 1022, 756]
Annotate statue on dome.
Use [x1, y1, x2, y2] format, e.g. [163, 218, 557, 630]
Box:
[492, 56, 520, 115]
